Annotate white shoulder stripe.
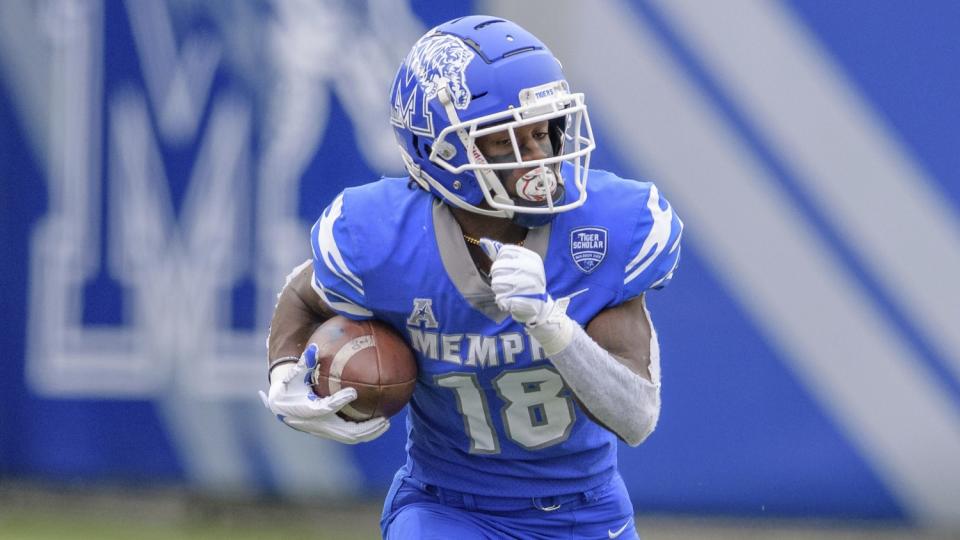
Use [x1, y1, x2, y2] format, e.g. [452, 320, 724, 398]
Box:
[311, 277, 373, 318]
[649, 252, 681, 289]
[316, 194, 364, 294]
[625, 185, 675, 285]
[668, 218, 683, 254]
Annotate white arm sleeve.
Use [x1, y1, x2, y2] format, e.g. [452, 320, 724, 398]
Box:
[526, 304, 661, 447]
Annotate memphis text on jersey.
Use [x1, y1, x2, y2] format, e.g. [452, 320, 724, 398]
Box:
[406, 297, 549, 368]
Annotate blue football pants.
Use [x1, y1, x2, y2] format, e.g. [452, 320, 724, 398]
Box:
[380, 469, 639, 539]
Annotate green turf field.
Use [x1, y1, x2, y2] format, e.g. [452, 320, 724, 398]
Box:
[0, 484, 382, 540]
[1, 484, 955, 540]
[0, 513, 376, 540]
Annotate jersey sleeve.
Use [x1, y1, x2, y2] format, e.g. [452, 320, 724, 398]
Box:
[310, 193, 374, 320]
[620, 183, 683, 302]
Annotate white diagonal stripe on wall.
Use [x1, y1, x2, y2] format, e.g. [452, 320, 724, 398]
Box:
[484, 0, 960, 527]
[653, 0, 960, 388]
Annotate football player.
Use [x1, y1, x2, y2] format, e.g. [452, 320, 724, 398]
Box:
[260, 15, 682, 539]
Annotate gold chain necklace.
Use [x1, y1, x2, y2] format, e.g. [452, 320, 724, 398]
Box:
[462, 234, 524, 247]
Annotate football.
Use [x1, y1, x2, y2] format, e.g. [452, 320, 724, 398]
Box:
[308, 316, 417, 421]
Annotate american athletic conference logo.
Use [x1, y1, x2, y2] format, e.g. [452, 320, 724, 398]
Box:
[570, 227, 607, 273]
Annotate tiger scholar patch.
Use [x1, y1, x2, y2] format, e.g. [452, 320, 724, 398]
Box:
[570, 226, 607, 273]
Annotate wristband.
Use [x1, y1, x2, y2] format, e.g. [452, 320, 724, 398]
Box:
[267, 356, 299, 382]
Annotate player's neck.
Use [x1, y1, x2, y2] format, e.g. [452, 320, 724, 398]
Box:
[450, 207, 528, 246]
[450, 207, 527, 279]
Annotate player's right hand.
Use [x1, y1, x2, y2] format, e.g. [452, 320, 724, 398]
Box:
[258, 344, 390, 444]
[480, 238, 575, 356]
[479, 238, 553, 325]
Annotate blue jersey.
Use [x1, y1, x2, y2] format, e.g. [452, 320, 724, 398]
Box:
[310, 168, 682, 497]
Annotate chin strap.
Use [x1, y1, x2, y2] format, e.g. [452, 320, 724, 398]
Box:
[397, 145, 507, 218]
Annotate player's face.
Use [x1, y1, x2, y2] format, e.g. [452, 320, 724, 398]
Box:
[475, 120, 558, 202]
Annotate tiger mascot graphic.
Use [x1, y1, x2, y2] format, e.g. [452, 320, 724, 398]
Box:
[405, 33, 475, 110]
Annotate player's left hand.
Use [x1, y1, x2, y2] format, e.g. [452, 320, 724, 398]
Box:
[258, 345, 390, 444]
[479, 238, 554, 325]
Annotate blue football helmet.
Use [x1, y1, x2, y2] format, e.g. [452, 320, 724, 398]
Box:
[389, 16, 595, 227]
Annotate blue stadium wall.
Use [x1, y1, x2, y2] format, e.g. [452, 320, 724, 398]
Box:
[2, 0, 958, 527]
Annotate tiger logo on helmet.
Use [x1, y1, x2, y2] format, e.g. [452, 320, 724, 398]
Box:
[405, 33, 475, 110]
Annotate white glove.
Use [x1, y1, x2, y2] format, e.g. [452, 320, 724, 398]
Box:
[259, 344, 390, 444]
[480, 238, 575, 355]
